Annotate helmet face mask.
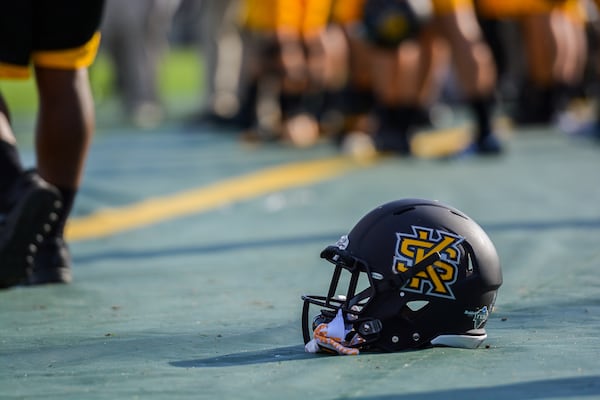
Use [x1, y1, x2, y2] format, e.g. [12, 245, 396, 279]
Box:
[302, 199, 502, 353]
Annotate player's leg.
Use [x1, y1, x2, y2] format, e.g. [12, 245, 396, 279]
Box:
[363, 1, 443, 155]
[31, 66, 96, 284]
[434, 0, 502, 154]
[27, 0, 105, 285]
[0, 4, 64, 289]
[369, 40, 425, 155]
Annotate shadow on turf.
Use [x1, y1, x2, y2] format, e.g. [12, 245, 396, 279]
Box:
[351, 375, 600, 400]
[169, 344, 316, 367]
[170, 350, 600, 400]
[74, 217, 600, 263]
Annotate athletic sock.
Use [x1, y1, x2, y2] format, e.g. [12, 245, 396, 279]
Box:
[341, 85, 374, 116]
[374, 104, 414, 154]
[396, 105, 420, 132]
[279, 92, 304, 118]
[47, 185, 76, 240]
[236, 80, 259, 130]
[514, 83, 555, 125]
[468, 97, 493, 142]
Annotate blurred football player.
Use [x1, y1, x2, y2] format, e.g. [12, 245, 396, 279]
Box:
[0, 1, 105, 288]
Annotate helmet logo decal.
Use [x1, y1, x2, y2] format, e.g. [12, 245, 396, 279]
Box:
[393, 226, 464, 299]
[464, 306, 489, 329]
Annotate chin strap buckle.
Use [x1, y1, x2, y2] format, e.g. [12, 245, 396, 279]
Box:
[357, 319, 383, 337]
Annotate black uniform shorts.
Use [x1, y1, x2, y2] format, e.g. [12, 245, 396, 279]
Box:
[0, 0, 105, 79]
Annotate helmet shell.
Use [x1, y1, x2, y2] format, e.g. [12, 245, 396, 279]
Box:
[343, 199, 502, 351]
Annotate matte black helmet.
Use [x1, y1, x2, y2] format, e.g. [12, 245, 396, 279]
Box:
[363, 0, 432, 48]
[302, 199, 502, 352]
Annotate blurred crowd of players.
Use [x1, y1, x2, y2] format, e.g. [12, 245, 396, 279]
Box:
[2, 0, 597, 289]
[100, 0, 600, 156]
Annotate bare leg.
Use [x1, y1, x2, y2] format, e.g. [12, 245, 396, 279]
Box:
[34, 67, 95, 189]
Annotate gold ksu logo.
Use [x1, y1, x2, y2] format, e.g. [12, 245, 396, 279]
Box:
[393, 226, 464, 299]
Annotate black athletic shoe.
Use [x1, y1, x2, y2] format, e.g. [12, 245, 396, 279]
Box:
[0, 171, 62, 289]
[374, 130, 411, 156]
[450, 134, 503, 159]
[471, 134, 504, 155]
[29, 237, 72, 285]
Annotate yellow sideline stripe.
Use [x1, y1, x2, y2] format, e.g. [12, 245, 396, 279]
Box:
[65, 156, 359, 242]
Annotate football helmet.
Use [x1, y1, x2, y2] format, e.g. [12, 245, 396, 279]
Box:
[302, 199, 502, 353]
[362, 0, 432, 48]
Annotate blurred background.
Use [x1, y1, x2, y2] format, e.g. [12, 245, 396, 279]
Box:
[1, 0, 205, 131]
[3, 0, 600, 151]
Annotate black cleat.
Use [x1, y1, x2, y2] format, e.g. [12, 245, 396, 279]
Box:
[450, 134, 503, 159]
[29, 237, 72, 285]
[0, 171, 62, 289]
[374, 131, 411, 156]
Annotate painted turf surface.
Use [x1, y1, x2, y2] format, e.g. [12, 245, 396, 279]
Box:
[1, 124, 599, 399]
